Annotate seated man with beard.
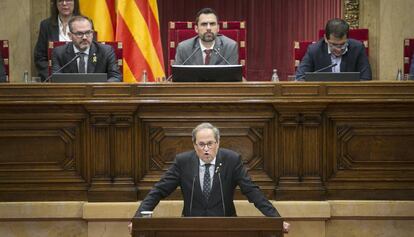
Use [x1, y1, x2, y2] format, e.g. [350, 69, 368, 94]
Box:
[174, 8, 238, 65]
[51, 15, 122, 82]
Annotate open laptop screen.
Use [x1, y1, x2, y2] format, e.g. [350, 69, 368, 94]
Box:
[304, 72, 360, 82]
[172, 65, 242, 82]
[50, 73, 108, 83]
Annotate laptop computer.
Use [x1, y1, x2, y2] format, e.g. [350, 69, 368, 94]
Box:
[50, 73, 108, 83]
[304, 72, 361, 82]
[171, 65, 242, 82]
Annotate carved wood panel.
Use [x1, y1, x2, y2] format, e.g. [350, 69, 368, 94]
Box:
[0, 105, 88, 200]
[325, 104, 414, 199]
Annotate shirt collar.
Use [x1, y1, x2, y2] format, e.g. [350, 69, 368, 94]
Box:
[327, 42, 348, 58]
[199, 157, 216, 167]
[199, 39, 215, 52]
[73, 45, 90, 56]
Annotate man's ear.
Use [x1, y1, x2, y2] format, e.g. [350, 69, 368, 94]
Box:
[194, 25, 198, 34]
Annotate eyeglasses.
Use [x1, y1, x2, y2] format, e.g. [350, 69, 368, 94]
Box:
[195, 141, 217, 149]
[58, 0, 74, 4]
[71, 30, 94, 38]
[327, 41, 348, 50]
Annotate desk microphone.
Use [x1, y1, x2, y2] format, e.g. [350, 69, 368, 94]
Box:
[189, 175, 198, 216]
[182, 46, 200, 65]
[166, 45, 201, 82]
[44, 53, 81, 82]
[296, 63, 338, 81]
[215, 162, 225, 216]
[213, 48, 231, 65]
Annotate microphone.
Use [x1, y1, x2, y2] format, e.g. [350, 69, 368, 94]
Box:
[213, 48, 231, 65]
[182, 46, 201, 65]
[44, 53, 81, 82]
[166, 46, 201, 82]
[296, 63, 337, 81]
[215, 162, 225, 216]
[315, 63, 338, 72]
[189, 175, 197, 216]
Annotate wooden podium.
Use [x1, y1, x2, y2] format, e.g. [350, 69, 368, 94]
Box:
[132, 217, 283, 237]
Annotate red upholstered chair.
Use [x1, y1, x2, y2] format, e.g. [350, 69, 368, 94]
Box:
[318, 28, 369, 56]
[168, 21, 247, 78]
[403, 38, 414, 77]
[0, 40, 10, 82]
[48, 41, 123, 76]
[293, 40, 316, 70]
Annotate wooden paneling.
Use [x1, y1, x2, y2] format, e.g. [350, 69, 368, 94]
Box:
[0, 82, 413, 201]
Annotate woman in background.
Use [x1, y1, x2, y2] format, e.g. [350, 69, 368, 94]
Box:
[34, 0, 81, 81]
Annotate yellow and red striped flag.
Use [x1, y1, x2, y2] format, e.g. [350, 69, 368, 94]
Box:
[79, 0, 117, 41]
[116, 0, 165, 82]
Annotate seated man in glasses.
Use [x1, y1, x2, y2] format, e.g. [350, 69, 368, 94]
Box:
[51, 15, 122, 82]
[295, 18, 372, 81]
[129, 122, 290, 233]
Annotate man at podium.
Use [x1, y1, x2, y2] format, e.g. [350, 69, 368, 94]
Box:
[130, 123, 289, 232]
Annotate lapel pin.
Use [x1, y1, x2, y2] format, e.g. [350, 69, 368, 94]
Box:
[92, 53, 97, 63]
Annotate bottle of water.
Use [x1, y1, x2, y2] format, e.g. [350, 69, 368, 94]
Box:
[23, 70, 29, 83]
[271, 69, 279, 82]
[396, 68, 403, 81]
[141, 70, 148, 83]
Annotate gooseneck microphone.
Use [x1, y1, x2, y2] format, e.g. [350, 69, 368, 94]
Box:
[215, 162, 225, 216]
[189, 175, 197, 216]
[182, 46, 201, 65]
[44, 53, 81, 82]
[213, 48, 231, 65]
[296, 63, 338, 81]
[166, 45, 201, 82]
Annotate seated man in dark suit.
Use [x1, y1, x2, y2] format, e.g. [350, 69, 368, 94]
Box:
[129, 122, 289, 233]
[410, 54, 414, 78]
[51, 15, 122, 82]
[296, 18, 372, 80]
[174, 8, 238, 65]
[0, 52, 6, 82]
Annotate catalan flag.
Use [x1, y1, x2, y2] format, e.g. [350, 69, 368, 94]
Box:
[79, 0, 116, 41]
[116, 0, 165, 82]
[79, 0, 165, 82]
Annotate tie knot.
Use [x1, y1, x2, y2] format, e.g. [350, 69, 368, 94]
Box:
[205, 163, 211, 168]
[204, 49, 212, 55]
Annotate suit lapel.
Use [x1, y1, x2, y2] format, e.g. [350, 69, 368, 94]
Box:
[209, 37, 223, 65]
[190, 153, 203, 202]
[207, 151, 223, 206]
[65, 44, 78, 73]
[320, 42, 333, 71]
[87, 43, 97, 73]
[340, 52, 348, 72]
[50, 23, 60, 41]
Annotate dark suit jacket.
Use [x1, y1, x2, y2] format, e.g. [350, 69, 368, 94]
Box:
[0, 52, 6, 82]
[296, 38, 372, 80]
[34, 18, 60, 81]
[410, 54, 414, 75]
[51, 41, 122, 82]
[135, 148, 279, 217]
[174, 35, 238, 65]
